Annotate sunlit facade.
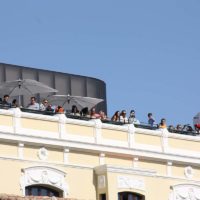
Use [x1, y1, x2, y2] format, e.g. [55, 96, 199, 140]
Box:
[0, 107, 200, 200]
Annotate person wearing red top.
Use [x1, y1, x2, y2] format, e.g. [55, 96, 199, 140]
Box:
[90, 107, 100, 119]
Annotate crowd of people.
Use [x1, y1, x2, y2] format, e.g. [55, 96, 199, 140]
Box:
[0, 94, 198, 133]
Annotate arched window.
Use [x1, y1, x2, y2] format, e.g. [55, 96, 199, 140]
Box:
[20, 166, 68, 197]
[25, 185, 62, 197]
[118, 192, 145, 200]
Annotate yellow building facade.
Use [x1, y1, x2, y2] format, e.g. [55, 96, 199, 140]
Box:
[0, 107, 200, 200]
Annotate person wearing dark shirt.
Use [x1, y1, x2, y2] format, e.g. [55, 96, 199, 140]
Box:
[148, 113, 156, 126]
[2, 94, 11, 107]
[12, 99, 18, 108]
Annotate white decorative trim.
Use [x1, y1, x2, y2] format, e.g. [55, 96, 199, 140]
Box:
[57, 114, 66, 139]
[64, 134, 95, 143]
[0, 109, 14, 116]
[3, 108, 200, 168]
[66, 118, 95, 127]
[98, 175, 106, 188]
[19, 127, 59, 139]
[134, 143, 162, 152]
[63, 148, 69, 164]
[128, 124, 135, 148]
[21, 112, 59, 122]
[170, 184, 200, 200]
[94, 164, 156, 177]
[133, 157, 139, 168]
[18, 143, 24, 159]
[1, 130, 200, 167]
[92, 119, 102, 144]
[161, 129, 169, 153]
[20, 166, 69, 197]
[0, 125, 13, 134]
[135, 128, 162, 136]
[184, 166, 194, 179]
[117, 175, 145, 191]
[167, 148, 200, 159]
[168, 132, 200, 142]
[167, 161, 172, 177]
[10, 108, 22, 134]
[38, 147, 48, 161]
[99, 153, 105, 165]
[101, 138, 128, 148]
[102, 123, 128, 132]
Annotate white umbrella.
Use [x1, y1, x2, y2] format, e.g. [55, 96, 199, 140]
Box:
[0, 79, 58, 105]
[48, 94, 104, 111]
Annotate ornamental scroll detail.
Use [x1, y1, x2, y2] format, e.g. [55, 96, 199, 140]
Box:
[118, 176, 145, 191]
[169, 184, 200, 200]
[20, 166, 69, 197]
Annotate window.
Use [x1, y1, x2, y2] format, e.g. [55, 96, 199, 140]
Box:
[100, 193, 106, 200]
[118, 192, 145, 200]
[25, 185, 62, 197]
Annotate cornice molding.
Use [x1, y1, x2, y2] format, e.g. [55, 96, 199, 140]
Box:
[0, 131, 200, 166]
[1, 108, 200, 167]
[94, 164, 156, 176]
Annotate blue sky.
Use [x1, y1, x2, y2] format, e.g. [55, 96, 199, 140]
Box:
[0, 1, 200, 126]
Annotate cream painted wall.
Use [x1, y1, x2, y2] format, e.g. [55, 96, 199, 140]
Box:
[0, 159, 26, 195]
[168, 137, 200, 151]
[135, 133, 161, 146]
[172, 164, 185, 178]
[21, 118, 58, 132]
[69, 150, 99, 166]
[191, 166, 200, 180]
[24, 145, 40, 160]
[47, 147, 63, 163]
[1, 110, 200, 200]
[105, 156, 132, 167]
[0, 142, 18, 157]
[65, 124, 94, 137]
[101, 129, 128, 141]
[106, 171, 196, 200]
[24, 146, 64, 163]
[0, 115, 13, 126]
[0, 158, 97, 200]
[67, 167, 97, 200]
[139, 160, 166, 175]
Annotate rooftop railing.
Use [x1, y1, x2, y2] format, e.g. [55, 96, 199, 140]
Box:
[0, 106, 198, 136]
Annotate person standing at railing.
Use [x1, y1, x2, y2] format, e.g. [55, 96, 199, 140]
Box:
[159, 118, 167, 129]
[55, 105, 65, 114]
[120, 110, 128, 124]
[27, 97, 40, 110]
[128, 110, 140, 124]
[111, 111, 120, 122]
[148, 113, 156, 127]
[71, 105, 80, 116]
[12, 99, 18, 108]
[39, 99, 49, 111]
[90, 107, 100, 119]
[99, 110, 107, 120]
[2, 94, 11, 108]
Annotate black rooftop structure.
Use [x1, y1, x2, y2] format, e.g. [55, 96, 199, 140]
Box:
[0, 63, 107, 112]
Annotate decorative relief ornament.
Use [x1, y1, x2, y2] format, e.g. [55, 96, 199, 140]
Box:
[184, 166, 194, 179]
[38, 147, 48, 160]
[169, 184, 200, 200]
[98, 175, 106, 188]
[20, 166, 69, 197]
[118, 176, 145, 191]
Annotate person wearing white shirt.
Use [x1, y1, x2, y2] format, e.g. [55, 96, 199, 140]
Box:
[27, 97, 39, 110]
[128, 110, 140, 124]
